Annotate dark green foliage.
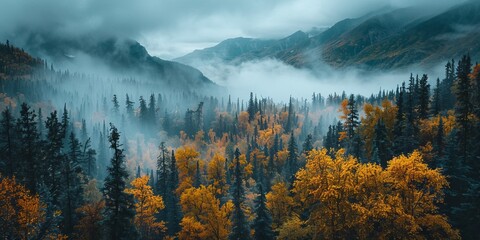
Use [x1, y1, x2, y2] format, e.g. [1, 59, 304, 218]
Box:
[103, 124, 137, 240]
[0, 108, 16, 176]
[285, 132, 298, 184]
[230, 148, 250, 240]
[454, 55, 473, 165]
[17, 103, 39, 193]
[166, 150, 182, 235]
[302, 134, 313, 155]
[112, 94, 119, 114]
[253, 184, 274, 240]
[372, 119, 392, 168]
[62, 131, 84, 235]
[418, 74, 430, 119]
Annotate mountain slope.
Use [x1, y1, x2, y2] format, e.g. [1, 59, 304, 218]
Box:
[179, 1, 480, 70]
[21, 36, 215, 90]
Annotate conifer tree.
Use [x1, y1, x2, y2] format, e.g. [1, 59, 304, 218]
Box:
[166, 150, 182, 235]
[103, 124, 137, 240]
[253, 184, 274, 240]
[17, 103, 39, 193]
[454, 55, 473, 165]
[230, 148, 250, 240]
[0, 108, 16, 176]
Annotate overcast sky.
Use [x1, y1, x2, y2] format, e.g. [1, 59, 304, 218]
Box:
[0, 0, 465, 59]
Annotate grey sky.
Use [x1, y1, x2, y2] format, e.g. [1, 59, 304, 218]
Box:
[0, 0, 464, 59]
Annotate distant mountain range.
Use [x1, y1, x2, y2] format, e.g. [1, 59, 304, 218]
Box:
[176, 1, 480, 70]
[16, 36, 216, 90]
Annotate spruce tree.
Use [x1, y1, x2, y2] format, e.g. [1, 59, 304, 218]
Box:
[285, 132, 298, 184]
[103, 124, 137, 240]
[302, 134, 313, 156]
[253, 184, 274, 240]
[454, 55, 473, 165]
[62, 131, 84, 235]
[17, 103, 39, 193]
[0, 108, 16, 176]
[112, 94, 120, 114]
[418, 74, 430, 119]
[230, 148, 250, 240]
[166, 150, 182, 235]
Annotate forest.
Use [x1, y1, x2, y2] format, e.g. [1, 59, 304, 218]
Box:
[1, 41, 480, 240]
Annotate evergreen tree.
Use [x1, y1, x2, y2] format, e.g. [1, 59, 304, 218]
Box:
[62, 131, 84, 235]
[418, 74, 430, 119]
[166, 150, 182, 235]
[16, 103, 39, 193]
[126, 94, 134, 120]
[148, 93, 156, 125]
[112, 94, 120, 114]
[302, 134, 313, 156]
[372, 119, 392, 168]
[247, 92, 255, 122]
[139, 96, 148, 124]
[285, 97, 293, 133]
[285, 132, 298, 184]
[0, 108, 16, 176]
[431, 78, 441, 116]
[454, 55, 473, 165]
[252, 184, 274, 240]
[230, 148, 250, 240]
[103, 124, 137, 240]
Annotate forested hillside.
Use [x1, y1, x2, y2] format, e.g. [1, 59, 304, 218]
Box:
[1, 41, 479, 239]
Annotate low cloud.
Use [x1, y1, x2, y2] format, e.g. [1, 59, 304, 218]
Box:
[0, 0, 466, 59]
[190, 58, 442, 102]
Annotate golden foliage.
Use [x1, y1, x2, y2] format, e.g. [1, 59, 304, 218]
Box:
[180, 185, 233, 240]
[207, 154, 228, 197]
[0, 176, 65, 239]
[266, 182, 295, 229]
[126, 175, 166, 239]
[292, 149, 460, 239]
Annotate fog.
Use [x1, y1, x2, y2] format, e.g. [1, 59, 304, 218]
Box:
[187, 58, 444, 102]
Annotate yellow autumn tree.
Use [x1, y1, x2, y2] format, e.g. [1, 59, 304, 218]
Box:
[125, 175, 166, 239]
[382, 151, 460, 239]
[0, 176, 66, 240]
[176, 147, 204, 194]
[179, 185, 233, 240]
[207, 153, 228, 198]
[266, 182, 295, 229]
[292, 149, 459, 239]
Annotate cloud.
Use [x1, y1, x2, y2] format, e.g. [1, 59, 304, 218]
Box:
[190, 58, 441, 102]
[0, 0, 466, 59]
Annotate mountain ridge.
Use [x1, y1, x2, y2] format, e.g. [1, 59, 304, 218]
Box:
[177, 1, 480, 70]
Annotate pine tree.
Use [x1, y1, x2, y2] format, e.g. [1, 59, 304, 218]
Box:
[230, 148, 250, 240]
[139, 96, 148, 124]
[247, 92, 255, 122]
[253, 184, 274, 240]
[103, 124, 137, 240]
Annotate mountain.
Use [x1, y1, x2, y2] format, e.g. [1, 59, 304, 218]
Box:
[19, 35, 216, 90]
[175, 31, 310, 65]
[0, 41, 43, 79]
[178, 1, 480, 70]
